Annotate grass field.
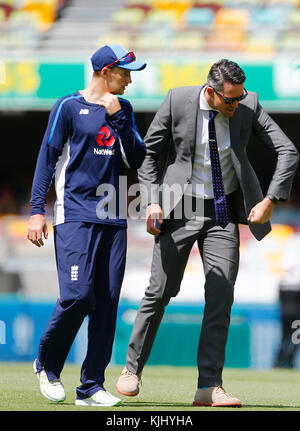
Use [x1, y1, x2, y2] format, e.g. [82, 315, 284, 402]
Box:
[0, 363, 300, 411]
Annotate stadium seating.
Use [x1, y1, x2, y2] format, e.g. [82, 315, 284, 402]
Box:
[243, 34, 275, 56]
[214, 7, 249, 28]
[111, 6, 147, 26]
[105, 0, 300, 55]
[20, 1, 57, 32]
[1, 0, 300, 58]
[0, 2, 14, 20]
[171, 30, 205, 51]
[184, 7, 215, 27]
[288, 8, 300, 26]
[279, 33, 300, 52]
[0, 0, 68, 51]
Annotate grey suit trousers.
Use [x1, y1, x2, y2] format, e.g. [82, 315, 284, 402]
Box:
[126, 199, 240, 388]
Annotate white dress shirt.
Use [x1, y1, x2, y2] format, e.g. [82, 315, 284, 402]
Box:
[185, 86, 238, 199]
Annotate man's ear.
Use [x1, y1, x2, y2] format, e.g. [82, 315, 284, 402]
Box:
[100, 67, 110, 77]
[206, 86, 214, 96]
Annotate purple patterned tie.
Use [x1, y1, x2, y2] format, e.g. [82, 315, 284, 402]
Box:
[208, 110, 230, 228]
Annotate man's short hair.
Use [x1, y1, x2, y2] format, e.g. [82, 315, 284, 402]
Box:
[207, 59, 246, 91]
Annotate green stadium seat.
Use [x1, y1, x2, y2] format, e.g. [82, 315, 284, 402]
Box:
[111, 7, 147, 25]
[96, 33, 133, 51]
[7, 9, 40, 31]
[278, 33, 300, 51]
[134, 32, 169, 50]
[288, 9, 300, 27]
[171, 31, 205, 50]
[144, 8, 180, 28]
[267, 0, 298, 6]
[0, 8, 6, 23]
[243, 34, 276, 55]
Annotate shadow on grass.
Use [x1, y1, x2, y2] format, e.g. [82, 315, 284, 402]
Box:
[123, 401, 193, 408]
[56, 401, 193, 408]
[122, 401, 300, 410]
[243, 404, 300, 409]
[45, 401, 300, 410]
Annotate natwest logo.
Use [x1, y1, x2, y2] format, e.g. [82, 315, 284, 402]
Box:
[97, 126, 115, 147]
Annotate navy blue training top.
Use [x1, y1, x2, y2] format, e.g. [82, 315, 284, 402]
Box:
[30, 92, 146, 227]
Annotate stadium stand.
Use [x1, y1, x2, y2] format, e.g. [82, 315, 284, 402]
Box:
[0, 0, 67, 50]
[105, 0, 300, 55]
[1, 0, 300, 54]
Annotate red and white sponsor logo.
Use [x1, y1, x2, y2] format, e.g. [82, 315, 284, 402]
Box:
[95, 126, 115, 155]
[97, 126, 115, 147]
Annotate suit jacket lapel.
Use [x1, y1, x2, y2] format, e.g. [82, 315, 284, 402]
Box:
[229, 107, 242, 157]
[186, 86, 202, 160]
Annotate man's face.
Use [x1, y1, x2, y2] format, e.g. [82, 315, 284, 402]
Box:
[106, 67, 132, 95]
[206, 82, 245, 118]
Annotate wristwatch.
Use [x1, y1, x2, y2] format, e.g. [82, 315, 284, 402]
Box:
[266, 194, 279, 204]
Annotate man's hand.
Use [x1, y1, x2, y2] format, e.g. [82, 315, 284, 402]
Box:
[146, 204, 163, 236]
[27, 215, 48, 247]
[99, 93, 122, 116]
[248, 197, 275, 224]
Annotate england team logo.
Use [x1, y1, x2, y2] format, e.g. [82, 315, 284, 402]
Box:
[71, 265, 79, 281]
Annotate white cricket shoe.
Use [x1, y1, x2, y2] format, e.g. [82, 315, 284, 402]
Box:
[33, 359, 66, 403]
[75, 389, 122, 407]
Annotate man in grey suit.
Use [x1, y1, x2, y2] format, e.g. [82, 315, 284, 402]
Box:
[116, 59, 299, 407]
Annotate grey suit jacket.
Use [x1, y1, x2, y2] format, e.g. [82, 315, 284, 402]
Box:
[138, 85, 299, 241]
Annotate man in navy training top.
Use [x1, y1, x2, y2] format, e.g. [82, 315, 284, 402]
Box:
[27, 44, 146, 407]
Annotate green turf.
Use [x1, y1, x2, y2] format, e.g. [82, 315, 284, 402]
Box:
[0, 363, 300, 411]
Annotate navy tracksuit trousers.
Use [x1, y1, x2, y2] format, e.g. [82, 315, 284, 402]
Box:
[35, 221, 127, 399]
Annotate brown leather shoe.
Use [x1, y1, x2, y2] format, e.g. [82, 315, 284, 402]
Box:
[193, 386, 242, 407]
[116, 367, 142, 396]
